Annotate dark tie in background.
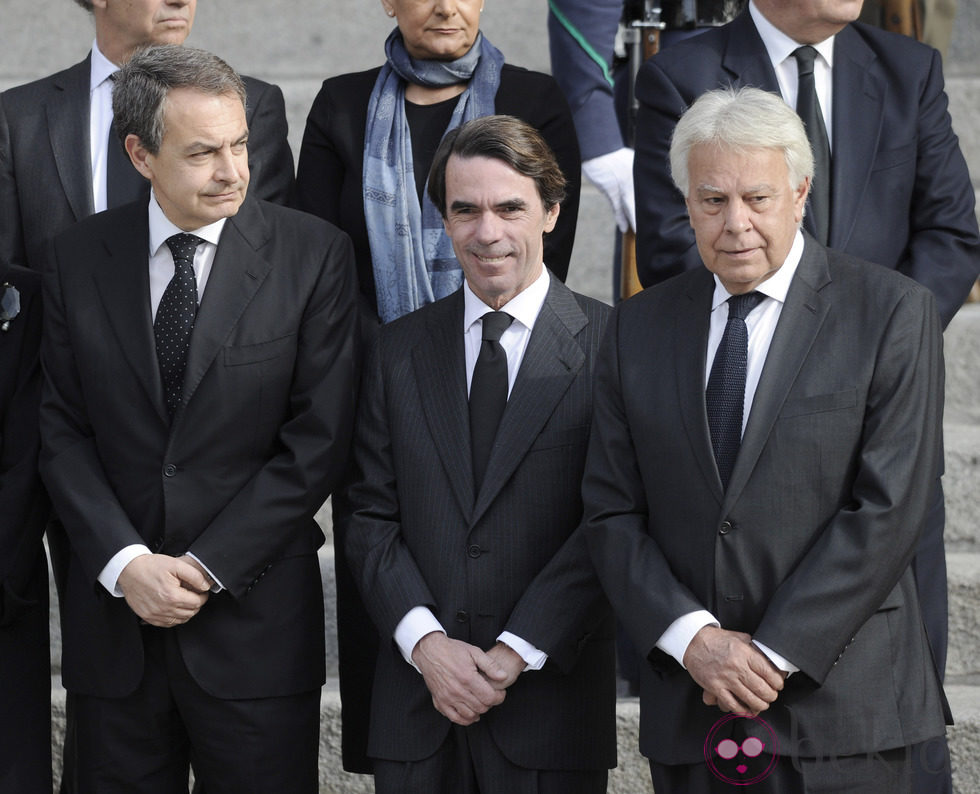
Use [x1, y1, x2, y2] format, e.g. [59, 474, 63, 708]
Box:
[706, 291, 765, 490]
[469, 311, 513, 493]
[793, 45, 831, 245]
[155, 233, 202, 420]
[106, 74, 146, 209]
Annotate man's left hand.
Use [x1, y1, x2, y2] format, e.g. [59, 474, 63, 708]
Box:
[484, 642, 525, 690]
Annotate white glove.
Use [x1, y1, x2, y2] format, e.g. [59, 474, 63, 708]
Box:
[582, 147, 636, 233]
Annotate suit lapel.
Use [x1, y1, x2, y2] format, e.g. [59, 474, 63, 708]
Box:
[829, 27, 883, 251]
[721, 12, 782, 92]
[48, 57, 95, 222]
[675, 272, 725, 502]
[413, 293, 476, 517]
[471, 279, 587, 525]
[723, 238, 831, 509]
[92, 206, 167, 424]
[178, 198, 274, 419]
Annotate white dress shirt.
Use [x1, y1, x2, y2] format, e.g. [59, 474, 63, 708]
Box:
[88, 42, 118, 214]
[656, 232, 806, 675]
[96, 193, 227, 597]
[393, 267, 553, 672]
[749, 0, 836, 150]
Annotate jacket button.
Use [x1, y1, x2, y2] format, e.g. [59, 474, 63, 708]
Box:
[719, 521, 733, 535]
[163, 464, 177, 477]
[455, 610, 469, 623]
[467, 545, 482, 559]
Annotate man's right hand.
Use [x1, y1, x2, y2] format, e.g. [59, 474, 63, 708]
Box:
[411, 632, 508, 726]
[117, 554, 211, 627]
[683, 626, 784, 716]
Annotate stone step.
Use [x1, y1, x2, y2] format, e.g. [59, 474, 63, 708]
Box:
[948, 553, 980, 678]
[946, 422, 980, 551]
[46, 679, 980, 793]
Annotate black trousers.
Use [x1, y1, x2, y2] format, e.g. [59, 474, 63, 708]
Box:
[374, 720, 607, 794]
[61, 626, 320, 794]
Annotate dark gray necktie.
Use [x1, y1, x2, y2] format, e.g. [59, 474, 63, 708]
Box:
[793, 46, 831, 245]
[470, 311, 513, 494]
[706, 291, 765, 490]
[106, 75, 146, 208]
[155, 233, 202, 419]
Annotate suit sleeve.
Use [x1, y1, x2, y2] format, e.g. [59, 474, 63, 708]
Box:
[0, 273, 49, 624]
[753, 286, 944, 684]
[343, 332, 438, 641]
[39, 245, 146, 583]
[633, 57, 703, 286]
[0, 92, 26, 270]
[186, 230, 359, 596]
[547, 0, 625, 160]
[898, 48, 980, 328]
[583, 306, 709, 660]
[244, 79, 295, 206]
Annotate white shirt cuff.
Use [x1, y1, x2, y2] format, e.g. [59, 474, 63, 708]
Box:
[497, 631, 548, 671]
[656, 610, 719, 669]
[394, 606, 445, 671]
[98, 544, 152, 596]
[752, 640, 799, 675]
[183, 552, 224, 592]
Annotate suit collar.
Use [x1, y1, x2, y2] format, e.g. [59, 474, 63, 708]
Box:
[721, 10, 781, 91]
[48, 56, 95, 221]
[723, 234, 831, 507]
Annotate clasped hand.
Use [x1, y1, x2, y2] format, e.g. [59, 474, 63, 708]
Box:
[117, 553, 212, 627]
[683, 626, 786, 716]
[412, 633, 526, 726]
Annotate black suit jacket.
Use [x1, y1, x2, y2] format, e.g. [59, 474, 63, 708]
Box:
[633, 11, 980, 328]
[345, 277, 616, 770]
[294, 65, 582, 313]
[0, 265, 52, 792]
[0, 54, 296, 272]
[39, 197, 358, 699]
[584, 237, 948, 763]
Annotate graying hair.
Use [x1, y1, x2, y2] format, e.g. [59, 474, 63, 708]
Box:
[112, 45, 246, 154]
[669, 85, 814, 197]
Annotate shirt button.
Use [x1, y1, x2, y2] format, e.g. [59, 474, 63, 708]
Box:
[164, 464, 177, 477]
[467, 545, 482, 559]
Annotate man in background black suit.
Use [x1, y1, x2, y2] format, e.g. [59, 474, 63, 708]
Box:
[345, 115, 615, 793]
[0, 264, 50, 793]
[0, 0, 294, 274]
[40, 45, 357, 793]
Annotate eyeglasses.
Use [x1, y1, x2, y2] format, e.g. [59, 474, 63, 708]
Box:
[715, 737, 765, 759]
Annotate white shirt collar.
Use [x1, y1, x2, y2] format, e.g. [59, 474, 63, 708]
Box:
[749, 0, 836, 69]
[463, 266, 551, 333]
[89, 40, 118, 92]
[147, 189, 227, 257]
[711, 229, 804, 310]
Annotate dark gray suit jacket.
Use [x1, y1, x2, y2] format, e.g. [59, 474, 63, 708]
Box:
[40, 196, 358, 700]
[633, 11, 980, 328]
[345, 276, 616, 770]
[0, 54, 295, 272]
[584, 236, 948, 764]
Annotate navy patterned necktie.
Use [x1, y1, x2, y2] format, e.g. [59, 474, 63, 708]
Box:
[469, 311, 513, 494]
[155, 233, 202, 419]
[706, 291, 765, 490]
[793, 46, 831, 244]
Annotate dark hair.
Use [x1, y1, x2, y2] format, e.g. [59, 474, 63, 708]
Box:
[111, 45, 246, 153]
[427, 115, 567, 218]
[73, 0, 93, 11]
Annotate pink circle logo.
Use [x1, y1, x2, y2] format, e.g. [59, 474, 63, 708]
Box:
[704, 713, 779, 785]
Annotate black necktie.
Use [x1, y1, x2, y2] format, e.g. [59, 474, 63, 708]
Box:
[469, 311, 513, 494]
[155, 233, 202, 419]
[706, 291, 765, 490]
[793, 46, 831, 245]
[106, 75, 146, 208]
